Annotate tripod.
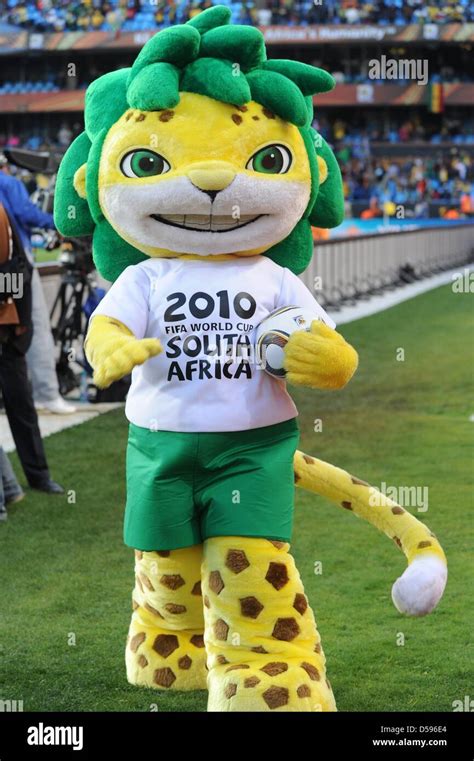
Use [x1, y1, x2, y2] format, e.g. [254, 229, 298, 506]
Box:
[49, 237, 95, 396]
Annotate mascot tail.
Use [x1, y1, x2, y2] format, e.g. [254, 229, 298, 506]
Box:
[293, 450, 447, 616]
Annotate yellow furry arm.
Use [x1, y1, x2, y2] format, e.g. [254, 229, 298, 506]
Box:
[284, 321, 358, 390]
[84, 314, 162, 389]
[294, 451, 447, 616]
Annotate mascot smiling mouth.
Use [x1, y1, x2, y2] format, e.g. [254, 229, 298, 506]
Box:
[150, 212, 264, 233]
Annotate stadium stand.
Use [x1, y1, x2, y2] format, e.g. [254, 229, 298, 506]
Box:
[0, 0, 473, 217]
[1, 0, 474, 32]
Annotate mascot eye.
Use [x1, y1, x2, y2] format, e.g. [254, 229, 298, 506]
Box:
[246, 144, 292, 174]
[121, 150, 170, 178]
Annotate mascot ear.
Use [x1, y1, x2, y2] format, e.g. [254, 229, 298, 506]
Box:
[54, 131, 95, 236]
[308, 131, 344, 229]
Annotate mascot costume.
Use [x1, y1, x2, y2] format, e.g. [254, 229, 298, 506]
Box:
[54, 6, 447, 712]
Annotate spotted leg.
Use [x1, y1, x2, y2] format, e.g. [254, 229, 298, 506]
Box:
[203, 536, 336, 712]
[126, 545, 207, 690]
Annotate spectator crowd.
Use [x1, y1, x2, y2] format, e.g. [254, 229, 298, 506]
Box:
[1, 0, 473, 33]
[341, 153, 473, 213]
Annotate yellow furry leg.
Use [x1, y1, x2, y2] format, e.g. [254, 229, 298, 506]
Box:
[126, 546, 207, 691]
[203, 536, 336, 712]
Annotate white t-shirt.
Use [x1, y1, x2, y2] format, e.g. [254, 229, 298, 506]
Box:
[91, 256, 335, 432]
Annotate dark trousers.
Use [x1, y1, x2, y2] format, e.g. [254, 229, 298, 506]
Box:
[0, 341, 49, 485]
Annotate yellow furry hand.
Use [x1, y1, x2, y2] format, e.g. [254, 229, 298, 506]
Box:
[284, 320, 358, 390]
[85, 315, 162, 389]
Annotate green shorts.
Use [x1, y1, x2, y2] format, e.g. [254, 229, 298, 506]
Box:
[124, 419, 299, 551]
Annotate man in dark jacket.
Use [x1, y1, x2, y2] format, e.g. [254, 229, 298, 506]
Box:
[0, 157, 76, 414]
[0, 199, 63, 494]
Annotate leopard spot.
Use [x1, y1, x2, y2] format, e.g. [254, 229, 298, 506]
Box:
[272, 618, 300, 642]
[158, 109, 174, 122]
[240, 596, 264, 619]
[152, 634, 179, 658]
[153, 667, 176, 687]
[160, 574, 185, 590]
[140, 573, 155, 591]
[265, 562, 289, 590]
[225, 550, 250, 574]
[225, 683, 237, 699]
[268, 540, 286, 550]
[297, 684, 311, 698]
[225, 664, 250, 672]
[129, 632, 146, 653]
[301, 662, 320, 681]
[262, 685, 289, 709]
[209, 570, 225, 595]
[144, 603, 163, 618]
[244, 676, 260, 687]
[178, 655, 192, 670]
[260, 662, 288, 677]
[293, 593, 308, 615]
[214, 619, 229, 642]
[164, 603, 187, 614]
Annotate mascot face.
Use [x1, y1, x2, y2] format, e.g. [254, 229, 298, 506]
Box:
[98, 93, 311, 258]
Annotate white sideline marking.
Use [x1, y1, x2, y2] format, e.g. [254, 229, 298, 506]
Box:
[0, 403, 123, 454]
[327, 265, 473, 325]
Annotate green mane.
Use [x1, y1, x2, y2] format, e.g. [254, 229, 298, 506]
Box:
[54, 5, 344, 281]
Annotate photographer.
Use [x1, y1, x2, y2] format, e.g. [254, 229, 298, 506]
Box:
[0, 200, 64, 495]
[0, 154, 76, 414]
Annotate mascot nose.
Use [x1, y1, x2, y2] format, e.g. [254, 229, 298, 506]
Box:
[187, 161, 236, 195]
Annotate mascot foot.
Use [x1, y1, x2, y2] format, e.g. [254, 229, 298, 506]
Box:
[207, 657, 336, 712]
[126, 545, 207, 690]
[202, 536, 336, 712]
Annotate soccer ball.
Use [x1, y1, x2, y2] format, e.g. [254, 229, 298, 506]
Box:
[255, 306, 323, 379]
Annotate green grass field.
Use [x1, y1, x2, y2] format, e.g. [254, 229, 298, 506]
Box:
[0, 284, 472, 712]
[33, 247, 60, 264]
